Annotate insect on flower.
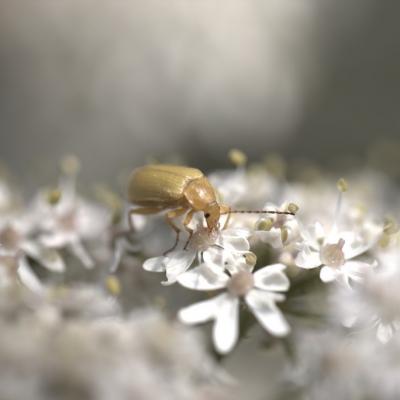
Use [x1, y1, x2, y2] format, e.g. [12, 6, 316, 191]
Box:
[127, 164, 297, 254]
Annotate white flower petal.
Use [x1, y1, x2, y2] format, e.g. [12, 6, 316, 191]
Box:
[162, 250, 196, 285]
[213, 294, 240, 354]
[69, 240, 94, 269]
[253, 264, 290, 292]
[342, 260, 374, 283]
[22, 241, 65, 272]
[377, 322, 395, 344]
[256, 229, 283, 249]
[143, 256, 165, 272]
[320, 266, 338, 283]
[319, 265, 341, 283]
[217, 234, 249, 252]
[17, 257, 44, 293]
[245, 289, 290, 337]
[177, 264, 229, 291]
[295, 247, 322, 269]
[178, 294, 222, 324]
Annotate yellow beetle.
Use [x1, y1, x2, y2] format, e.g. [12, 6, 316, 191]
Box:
[127, 164, 295, 253]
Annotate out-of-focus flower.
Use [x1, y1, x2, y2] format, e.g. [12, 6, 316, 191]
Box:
[0, 216, 64, 292]
[143, 227, 253, 285]
[289, 329, 400, 400]
[34, 174, 110, 269]
[331, 252, 400, 343]
[178, 263, 290, 354]
[0, 284, 229, 400]
[208, 167, 280, 211]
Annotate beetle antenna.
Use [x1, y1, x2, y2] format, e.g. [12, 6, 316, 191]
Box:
[226, 210, 296, 216]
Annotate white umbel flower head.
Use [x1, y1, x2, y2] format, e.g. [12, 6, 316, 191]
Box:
[177, 263, 290, 354]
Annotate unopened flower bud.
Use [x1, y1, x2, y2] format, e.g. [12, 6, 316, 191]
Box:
[336, 178, 348, 193]
[287, 203, 299, 214]
[256, 218, 274, 231]
[105, 275, 121, 296]
[228, 148, 247, 167]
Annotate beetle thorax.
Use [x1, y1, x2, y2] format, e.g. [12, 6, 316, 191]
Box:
[184, 177, 217, 210]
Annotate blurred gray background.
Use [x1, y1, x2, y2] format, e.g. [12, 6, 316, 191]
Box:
[0, 0, 398, 189]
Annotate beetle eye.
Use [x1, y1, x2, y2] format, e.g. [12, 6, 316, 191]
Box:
[205, 213, 210, 219]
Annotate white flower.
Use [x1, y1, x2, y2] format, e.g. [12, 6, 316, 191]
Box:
[295, 221, 380, 287]
[34, 177, 110, 269]
[143, 227, 253, 285]
[331, 256, 400, 343]
[0, 218, 64, 292]
[177, 263, 290, 354]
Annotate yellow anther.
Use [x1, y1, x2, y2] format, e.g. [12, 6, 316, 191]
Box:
[228, 149, 247, 167]
[287, 203, 299, 214]
[281, 227, 289, 244]
[378, 234, 391, 249]
[105, 275, 121, 296]
[256, 218, 274, 231]
[47, 188, 62, 205]
[60, 154, 81, 176]
[336, 178, 348, 193]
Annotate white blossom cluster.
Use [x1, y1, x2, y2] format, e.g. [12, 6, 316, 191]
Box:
[1, 156, 400, 399]
[0, 285, 227, 400]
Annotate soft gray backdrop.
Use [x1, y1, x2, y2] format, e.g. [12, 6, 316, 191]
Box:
[0, 0, 398, 188]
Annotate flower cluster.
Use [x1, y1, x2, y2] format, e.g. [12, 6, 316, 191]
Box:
[121, 164, 388, 355]
[2, 155, 400, 399]
[0, 156, 110, 292]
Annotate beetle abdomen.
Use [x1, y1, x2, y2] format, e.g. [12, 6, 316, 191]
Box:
[128, 164, 203, 204]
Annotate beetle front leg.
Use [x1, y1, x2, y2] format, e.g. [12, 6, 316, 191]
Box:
[163, 207, 187, 255]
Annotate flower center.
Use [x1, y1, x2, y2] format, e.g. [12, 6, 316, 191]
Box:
[320, 238, 345, 267]
[0, 225, 21, 251]
[58, 210, 77, 231]
[188, 227, 218, 252]
[227, 270, 254, 297]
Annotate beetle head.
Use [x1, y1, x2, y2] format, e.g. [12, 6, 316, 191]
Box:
[204, 202, 220, 232]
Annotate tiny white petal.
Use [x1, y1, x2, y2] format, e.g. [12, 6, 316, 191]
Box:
[295, 247, 322, 269]
[162, 250, 196, 285]
[377, 322, 394, 344]
[17, 257, 44, 293]
[342, 260, 374, 283]
[253, 264, 290, 292]
[217, 234, 249, 252]
[143, 256, 165, 272]
[69, 240, 94, 269]
[213, 294, 240, 354]
[178, 294, 222, 324]
[245, 289, 290, 337]
[320, 266, 338, 283]
[177, 264, 229, 291]
[21, 241, 65, 272]
[256, 230, 283, 249]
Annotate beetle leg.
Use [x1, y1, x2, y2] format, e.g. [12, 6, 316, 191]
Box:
[219, 204, 232, 230]
[182, 209, 195, 250]
[163, 207, 188, 255]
